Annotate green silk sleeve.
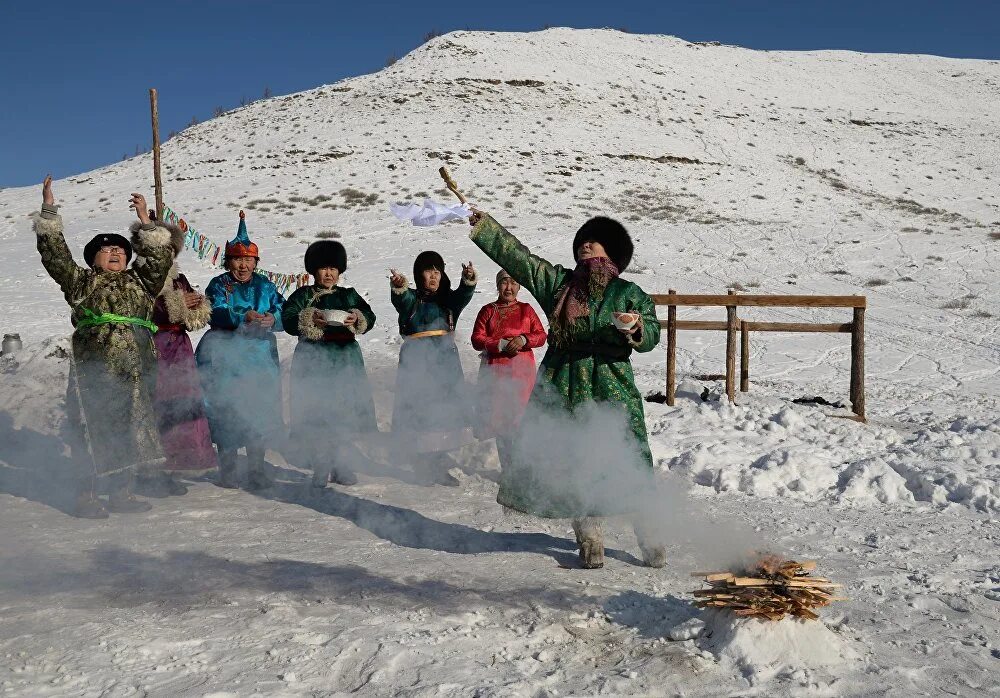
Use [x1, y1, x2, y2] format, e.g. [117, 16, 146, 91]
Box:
[469, 214, 567, 317]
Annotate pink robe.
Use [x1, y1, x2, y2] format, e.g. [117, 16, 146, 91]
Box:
[471, 301, 547, 438]
[151, 268, 218, 472]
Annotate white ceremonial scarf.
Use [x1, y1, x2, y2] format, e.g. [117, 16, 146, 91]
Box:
[390, 199, 473, 226]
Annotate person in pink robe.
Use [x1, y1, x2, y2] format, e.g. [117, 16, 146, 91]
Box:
[133, 223, 218, 496]
[471, 270, 547, 466]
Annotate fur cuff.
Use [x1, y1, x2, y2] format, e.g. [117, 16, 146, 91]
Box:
[185, 298, 211, 331]
[462, 269, 478, 286]
[129, 221, 174, 253]
[162, 287, 188, 324]
[349, 309, 368, 335]
[626, 323, 645, 348]
[391, 276, 409, 294]
[298, 306, 324, 341]
[32, 211, 64, 236]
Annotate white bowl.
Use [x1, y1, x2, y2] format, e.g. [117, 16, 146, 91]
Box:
[322, 309, 350, 326]
[612, 312, 639, 330]
[498, 338, 510, 351]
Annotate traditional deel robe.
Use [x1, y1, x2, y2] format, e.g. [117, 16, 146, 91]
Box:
[34, 206, 175, 476]
[195, 272, 285, 451]
[390, 278, 477, 437]
[471, 300, 547, 439]
[150, 264, 217, 472]
[281, 284, 378, 463]
[470, 215, 660, 518]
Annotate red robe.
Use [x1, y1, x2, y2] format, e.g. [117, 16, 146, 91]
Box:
[471, 301, 547, 438]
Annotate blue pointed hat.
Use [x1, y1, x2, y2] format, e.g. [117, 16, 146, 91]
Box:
[225, 210, 259, 258]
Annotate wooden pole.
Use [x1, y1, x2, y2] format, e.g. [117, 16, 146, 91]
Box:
[850, 307, 866, 421]
[439, 166, 467, 204]
[667, 289, 677, 405]
[149, 88, 163, 219]
[725, 289, 738, 402]
[740, 321, 750, 392]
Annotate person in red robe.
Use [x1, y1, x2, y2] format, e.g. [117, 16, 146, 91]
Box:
[133, 223, 218, 496]
[471, 270, 547, 467]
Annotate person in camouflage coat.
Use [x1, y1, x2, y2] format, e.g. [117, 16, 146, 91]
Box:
[33, 176, 176, 518]
[468, 210, 666, 570]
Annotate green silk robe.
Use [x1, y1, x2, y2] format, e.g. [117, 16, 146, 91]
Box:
[281, 285, 378, 462]
[470, 214, 660, 517]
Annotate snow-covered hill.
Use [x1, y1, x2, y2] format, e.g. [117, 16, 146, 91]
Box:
[1, 29, 999, 695]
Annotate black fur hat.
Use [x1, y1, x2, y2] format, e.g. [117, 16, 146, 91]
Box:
[84, 233, 133, 268]
[413, 250, 451, 292]
[304, 240, 347, 275]
[572, 216, 633, 271]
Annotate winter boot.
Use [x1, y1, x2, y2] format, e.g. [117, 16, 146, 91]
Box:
[572, 517, 605, 569]
[73, 493, 109, 519]
[106, 476, 153, 514]
[136, 471, 188, 497]
[634, 523, 667, 568]
[72, 475, 108, 519]
[245, 446, 274, 491]
[217, 450, 239, 489]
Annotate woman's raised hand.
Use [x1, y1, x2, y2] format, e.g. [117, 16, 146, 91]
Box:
[468, 207, 484, 226]
[389, 268, 406, 288]
[42, 175, 54, 206]
[129, 193, 152, 225]
[462, 261, 476, 281]
[184, 292, 204, 309]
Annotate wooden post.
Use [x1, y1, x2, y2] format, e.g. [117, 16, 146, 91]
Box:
[725, 289, 738, 402]
[149, 88, 164, 219]
[666, 289, 677, 405]
[850, 307, 866, 421]
[740, 321, 750, 392]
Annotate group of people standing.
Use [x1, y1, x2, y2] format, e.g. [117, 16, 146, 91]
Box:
[33, 175, 664, 570]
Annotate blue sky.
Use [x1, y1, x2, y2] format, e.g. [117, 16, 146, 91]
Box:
[1, 0, 998, 187]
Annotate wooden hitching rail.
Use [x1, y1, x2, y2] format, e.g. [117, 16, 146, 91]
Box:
[653, 290, 867, 421]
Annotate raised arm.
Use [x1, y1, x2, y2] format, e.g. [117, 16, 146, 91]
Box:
[129, 192, 177, 298]
[448, 261, 478, 316]
[33, 175, 92, 304]
[389, 269, 418, 319]
[468, 213, 566, 316]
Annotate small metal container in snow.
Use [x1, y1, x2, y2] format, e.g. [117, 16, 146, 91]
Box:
[2, 334, 22, 355]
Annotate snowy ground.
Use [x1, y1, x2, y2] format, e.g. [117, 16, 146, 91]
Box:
[1, 28, 999, 696]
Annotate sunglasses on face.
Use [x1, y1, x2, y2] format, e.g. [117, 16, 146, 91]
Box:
[98, 246, 126, 255]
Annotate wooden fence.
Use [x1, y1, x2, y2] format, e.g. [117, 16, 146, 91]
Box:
[652, 290, 867, 421]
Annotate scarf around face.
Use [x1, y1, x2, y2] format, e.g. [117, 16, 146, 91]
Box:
[550, 256, 620, 345]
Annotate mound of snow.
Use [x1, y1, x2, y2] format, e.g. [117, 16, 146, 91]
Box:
[697, 610, 860, 683]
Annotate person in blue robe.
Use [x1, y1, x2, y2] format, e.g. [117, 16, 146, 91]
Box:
[388, 251, 477, 485]
[195, 211, 284, 490]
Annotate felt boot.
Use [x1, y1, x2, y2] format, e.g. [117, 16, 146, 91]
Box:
[572, 517, 605, 569]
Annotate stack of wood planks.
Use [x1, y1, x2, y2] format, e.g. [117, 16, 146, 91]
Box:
[691, 556, 845, 621]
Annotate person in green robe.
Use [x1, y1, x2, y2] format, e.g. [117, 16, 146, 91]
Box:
[33, 176, 176, 518]
[282, 241, 377, 488]
[388, 251, 477, 486]
[467, 210, 666, 569]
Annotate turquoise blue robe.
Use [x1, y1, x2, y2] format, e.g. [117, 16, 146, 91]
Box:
[195, 272, 285, 451]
